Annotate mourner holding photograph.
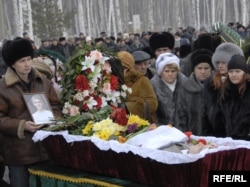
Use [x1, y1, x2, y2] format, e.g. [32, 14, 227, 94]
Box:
[0, 38, 62, 187]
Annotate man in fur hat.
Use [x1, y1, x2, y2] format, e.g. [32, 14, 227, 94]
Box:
[149, 32, 175, 58]
[0, 38, 62, 187]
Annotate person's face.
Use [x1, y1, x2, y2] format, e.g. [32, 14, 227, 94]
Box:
[217, 61, 228, 74]
[60, 40, 66, 45]
[52, 40, 58, 45]
[160, 65, 178, 84]
[32, 98, 44, 110]
[194, 63, 212, 81]
[86, 40, 92, 45]
[12, 56, 32, 76]
[228, 69, 245, 84]
[155, 47, 172, 57]
[135, 61, 149, 75]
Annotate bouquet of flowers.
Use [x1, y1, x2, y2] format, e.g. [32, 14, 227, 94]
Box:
[45, 45, 153, 141]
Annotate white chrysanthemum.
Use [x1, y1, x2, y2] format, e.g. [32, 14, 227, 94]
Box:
[74, 92, 85, 101]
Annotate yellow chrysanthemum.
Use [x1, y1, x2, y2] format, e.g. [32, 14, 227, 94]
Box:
[82, 121, 94, 135]
[127, 114, 150, 127]
[91, 118, 126, 140]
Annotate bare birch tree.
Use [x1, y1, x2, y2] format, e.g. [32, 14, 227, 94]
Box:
[26, 0, 33, 39]
[114, 0, 122, 33]
[233, 0, 239, 23]
[241, 0, 248, 26]
[147, 0, 154, 31]
[86, 0, 91, 36]
[211, 0, 215, 25]
[195, 0, 200, 29]
[191, 0, 196, 28]
[12, 0, 19, 37]
[107, 0, 113, 36]
[77, 0, 85, 35]
[222, 0, 227, 23]
[205, 0, 211, 27]
[18, 0, 23, 36]
[110, 0, 117, 36]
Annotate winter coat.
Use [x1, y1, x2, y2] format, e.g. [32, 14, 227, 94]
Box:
[175, 73, 206, 135]
[202, 76, 226, 137]
[0, 67, 62, 165]
[217, 82, 250, 141]
[125, 70, 158, 123]
[151, 72, 187, 125]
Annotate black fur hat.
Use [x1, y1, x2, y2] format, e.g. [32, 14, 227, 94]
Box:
[149, 32, 175, 53]
[2, 38, 34, 67]
[192, 33, 222, 53]
[191, 48, 214, 71]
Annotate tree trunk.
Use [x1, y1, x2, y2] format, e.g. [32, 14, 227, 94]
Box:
[233, 0, 239, 23]
[86, 0, 91, 36]
[110, 0, 117, 37]
[12, 0, 19, 37]
[18, 0, 23, 37]
[27, 0, 33, 39]
[77, 0, 85, 35]
[241, 0, 248, 26]
[196, 0, 200, 29]
[148, 0, 154, 31]
[211, 0, 215, 24]
[114, 0, 122, 33]
[107, 0, 113, 36]
[222, 0, 227, 23]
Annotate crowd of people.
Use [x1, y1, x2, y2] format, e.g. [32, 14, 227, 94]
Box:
[0, 21, 250, 186]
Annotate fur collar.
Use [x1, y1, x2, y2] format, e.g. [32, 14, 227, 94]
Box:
[4, 67, 42, 87]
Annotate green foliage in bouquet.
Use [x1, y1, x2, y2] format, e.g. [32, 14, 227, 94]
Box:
[44, 44, 132, 136]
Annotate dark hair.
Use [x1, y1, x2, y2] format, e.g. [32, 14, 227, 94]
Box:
[220, 73, 250, 100]
[107, 57, 124, 85]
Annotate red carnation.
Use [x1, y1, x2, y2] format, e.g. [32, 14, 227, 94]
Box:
[74, 75, 90, 91]
[94, 96, 102, 109]
[82, 103, 89, 111]
[110, 107, 128, 126]
[197, 139, 207, 145]
[110, 75, 119, 90]
[184, 131, 192, 138]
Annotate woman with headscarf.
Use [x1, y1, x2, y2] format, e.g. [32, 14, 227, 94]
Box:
[117, 51, 158, 123]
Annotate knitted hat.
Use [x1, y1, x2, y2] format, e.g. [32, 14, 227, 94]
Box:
[191, 49, 214, 71]
[86, 36, 92, 42]
[132, 51, 150, 63]
[212, 42, 244, 69]
[117, 51, 135, 70]
[2, 38, 34, 67]
[149, 32, 175, 53]
[155, 53, 180, 75]
[228, 54, 248, 72]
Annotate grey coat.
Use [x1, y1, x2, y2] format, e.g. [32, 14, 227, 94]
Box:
[175, 73, 206, 135]
[151, 72, 187, 125]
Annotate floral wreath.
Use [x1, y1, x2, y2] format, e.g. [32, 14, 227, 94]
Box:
[45, 45, 154, 141]
[62, 49, 131, 115]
